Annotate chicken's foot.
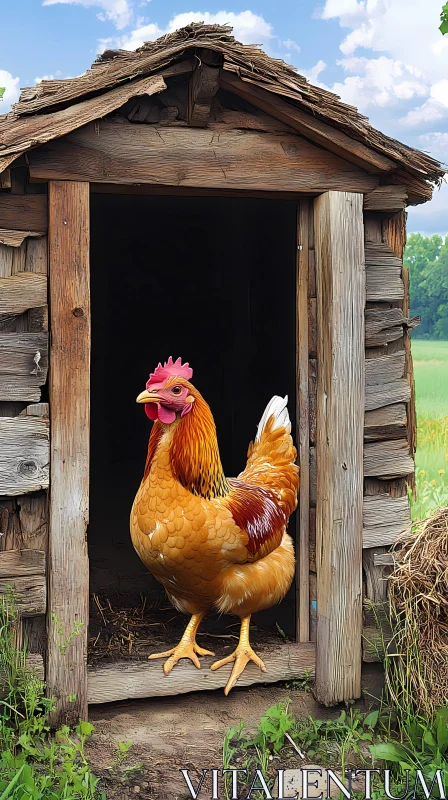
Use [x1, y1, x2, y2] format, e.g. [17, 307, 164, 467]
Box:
[148, 612, 214, 674]
[211, 616, 266, 695]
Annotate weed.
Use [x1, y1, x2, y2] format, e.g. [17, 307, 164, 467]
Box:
[51, 612, 85, 656]
[0, 594, 104, 800]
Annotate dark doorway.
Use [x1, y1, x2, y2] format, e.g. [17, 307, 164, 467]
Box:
[88, 191, 297, 641]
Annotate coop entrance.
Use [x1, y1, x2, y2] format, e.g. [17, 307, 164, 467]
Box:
[87, 190, 299, 686]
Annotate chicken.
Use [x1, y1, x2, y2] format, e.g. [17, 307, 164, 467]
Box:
[130, 357, 299, 694]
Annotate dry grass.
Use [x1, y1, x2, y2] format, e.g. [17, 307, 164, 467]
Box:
[387, 505, 448, 714]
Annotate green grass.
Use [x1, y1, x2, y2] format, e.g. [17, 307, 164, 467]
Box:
[412, 339, 448, 520]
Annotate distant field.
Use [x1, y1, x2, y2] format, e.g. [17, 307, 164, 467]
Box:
[412, 339, 448, 419]
[412, 338, 448, 519]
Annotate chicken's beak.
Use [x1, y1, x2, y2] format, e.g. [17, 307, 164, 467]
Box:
[136, 390, 160, 404]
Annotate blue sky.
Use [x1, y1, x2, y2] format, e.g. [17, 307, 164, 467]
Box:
[2, 0, 448, 234]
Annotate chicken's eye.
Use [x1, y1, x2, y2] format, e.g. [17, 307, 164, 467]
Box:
[172, 386, 182, 394]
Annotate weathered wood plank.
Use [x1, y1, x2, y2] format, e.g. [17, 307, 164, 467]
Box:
[365, 379, 411, 411]
[0, 416, 49, 495]
[0, 196, 47, 232]
[0, 574, 46, 616]
[0, 230, 45, 248]
[363, 493, 411, 548]
[314, 191, 365, 706]
[47, 181, 90, 725]
[309, 358, 317, 445]
[364, 403, 407, 441]
[26, 237, 47, 275]
[188, 63, 219, 126]
[0, 549, 45, 577]
[0, 74, 170, 165]
[29, 120, 379, 193]
[365, 242, 404, 302]
[219, 72, 396, 174]
[373, 552, 395, 566]
[365, 308, 419, 347]
[0, 273, 47, 315]
[365, 352, 405, 386]
[364, 440, 414, 478]
[363, 186, 408, 211]
[87, 642, 316, 704]
[297, 201, 310, 642]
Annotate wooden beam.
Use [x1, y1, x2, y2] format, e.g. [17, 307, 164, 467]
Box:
[0, 195, 47, 232]
[219, 72, 397, 174]
[47, 181, 90, 726]
[364, 439, 414, 478]
[0, 574, 46, 616]
[363, 494, 411, 548]
[297, 201, 310, 642]
[0, 230, 45, 248]
[0, 332, 48, 401]
[28, 120, 379, 194]
[188, 63, 219, 126]
[365, 352, 405, 386]
[314, 191, 365, 706]
[365, 308, 419, 348]
[363, 186, 408, 211]
[0, 415, 49, 495]
[87, 642, 316, 704]
[365, 242, 404, 301]
[0, 273, 47, 314]
[365, 379, 411, 411]
[0, 549, 45, 577]
[364, 403, 407, 442]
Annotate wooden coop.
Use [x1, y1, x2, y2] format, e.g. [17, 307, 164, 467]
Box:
[0, 23, 444, 725]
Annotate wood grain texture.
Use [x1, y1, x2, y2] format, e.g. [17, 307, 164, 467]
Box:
[0, 574, 46, 616]
[297, 201, 310, 642]
[365, 379, 411, 411]
[363, 186, 408, 211]
[0, 195, 47, 232]
[0, 549, 45, 577]
[365, 352, 405, 386]
[188, 63, 219, 126]
[0, 230, 45, 248]
[28, 120, 379, 193]
[365, 308, 418, 347]
[0, 332, 48, 401]
[314, 191, 365, 706]
[364, 404, 407, 442]
[0, 273, 47, 314]
[87, 642, 316, 704]
[0, 74, 169, 162]
[364, 440, 414, 478]
[0, 416, 49, 495]
[365, 242, 404, 302]
[47, 181, 90, 726]
[219, 73, 396, 173]
[363, 493, 411, 548]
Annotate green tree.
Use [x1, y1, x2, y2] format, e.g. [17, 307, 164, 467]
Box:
[441, 2, 448, 34]
[405, 233, 448, 339]
[0, 88, 5, 100]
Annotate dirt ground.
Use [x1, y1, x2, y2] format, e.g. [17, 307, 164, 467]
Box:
[86, 665, 384, 800]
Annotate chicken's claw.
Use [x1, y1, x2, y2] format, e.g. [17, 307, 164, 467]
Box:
[148, 613, 214, 674]
[210, 616, 266, 695]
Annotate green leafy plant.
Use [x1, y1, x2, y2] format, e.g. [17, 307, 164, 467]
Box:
[0, 594, 104, 799]
[440, 3, 448, 34]
[51, 612, 84, 656]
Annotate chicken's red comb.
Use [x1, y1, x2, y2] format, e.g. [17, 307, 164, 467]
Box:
[146, 357, 193, 389]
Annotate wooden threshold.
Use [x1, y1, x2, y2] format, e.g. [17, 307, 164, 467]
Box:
[87, 642, 315, 704]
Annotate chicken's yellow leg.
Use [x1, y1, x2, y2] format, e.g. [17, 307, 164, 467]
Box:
[211, 616, 266, 695]
[148, 613, 214, 675]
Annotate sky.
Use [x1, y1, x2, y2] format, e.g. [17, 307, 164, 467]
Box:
[1, 0, 448, 235]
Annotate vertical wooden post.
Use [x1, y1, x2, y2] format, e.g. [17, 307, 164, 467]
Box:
[47, 181, 90, 725]
[314, 191, 365, 705]
[297, 201, 310, 642]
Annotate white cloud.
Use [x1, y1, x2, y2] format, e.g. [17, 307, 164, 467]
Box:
[407, 182, 448, 235]
[320, 0, 448, 127]
[43, 0, 132, 29]
[300, 59, 327, 86]
[419, 131, 448, 161]
[98, 9, 274, 52]
[332, 56, 428, 110]
[0, 69, 20, 112]
[282, 38, 301, 54]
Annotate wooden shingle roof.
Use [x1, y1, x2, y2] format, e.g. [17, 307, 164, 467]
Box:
[0, 22, 445, 199]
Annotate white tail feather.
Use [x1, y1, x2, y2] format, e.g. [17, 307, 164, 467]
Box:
[255, 395, 290, 443]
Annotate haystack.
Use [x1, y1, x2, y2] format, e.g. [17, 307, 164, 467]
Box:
[388, 505, 448, 713]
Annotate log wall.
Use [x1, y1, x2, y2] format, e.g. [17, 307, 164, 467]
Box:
[362, 207, 413, 661]
[0, 167, 48, 676]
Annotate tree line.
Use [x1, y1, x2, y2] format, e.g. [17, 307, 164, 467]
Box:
[405, 233, 448, 339]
